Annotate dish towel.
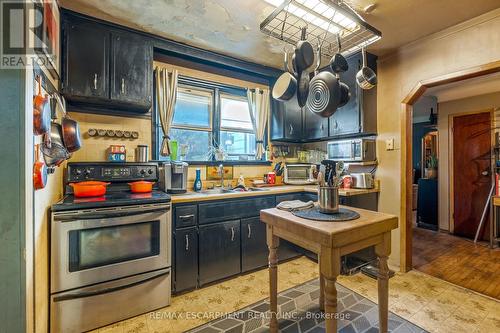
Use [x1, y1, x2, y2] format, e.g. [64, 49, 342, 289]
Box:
[276, 200, 315, 211]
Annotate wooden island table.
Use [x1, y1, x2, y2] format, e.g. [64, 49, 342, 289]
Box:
[260, 206, 398, 333]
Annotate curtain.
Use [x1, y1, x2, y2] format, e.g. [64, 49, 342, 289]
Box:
[247, 88, 270, 160]
[155, 66, 179, 156]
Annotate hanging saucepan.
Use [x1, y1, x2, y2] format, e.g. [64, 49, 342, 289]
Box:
[297, 69, 310, 108]
[272, 51, 297, 102]
[33, 144, 48, 190]
[58, 94, 82, 153]
[337, 77, 350, 108]
[294, 26, 314, 72]
[33, 77, 51, 135]
[306, 45, 341, 117]
[41, 122, 71, 167]
[356, 47, 377, 89]
[330, 34, 348, 74]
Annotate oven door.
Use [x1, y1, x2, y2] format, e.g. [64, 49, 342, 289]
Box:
[51, 203, 171, 293]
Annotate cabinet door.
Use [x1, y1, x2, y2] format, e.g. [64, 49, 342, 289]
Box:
[241, 217, 268, 272]
[270, 99, 285, 141]
[284, 103, 303, 140]
[110, 32, 152, 109]
[174, 227, 198, 292]
[62, 21, 109, 100]
[304, 106, 329, 140]
[199, 220, 241, 285]
[329, 53, 361, 137]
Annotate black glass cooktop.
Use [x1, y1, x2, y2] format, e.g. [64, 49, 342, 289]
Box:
[52, 190, 171, 212]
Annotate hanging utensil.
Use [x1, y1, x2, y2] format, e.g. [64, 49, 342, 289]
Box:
[294, 27, 314, 72]
[33, 77, 51, 136]
[55, 93, 82, 153]
[356, 47, 377, 90]
[272, 51, 297, 102]
[330, 34, 348, 74]
[297, 70, 310, 108]
[33, 144, 48, 190]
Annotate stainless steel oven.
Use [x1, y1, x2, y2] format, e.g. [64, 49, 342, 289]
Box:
[51, 203, 171, 293]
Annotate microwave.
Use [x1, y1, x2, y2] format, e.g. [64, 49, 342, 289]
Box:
[327, 138, 376, 162]
[283, 164, 317, 185]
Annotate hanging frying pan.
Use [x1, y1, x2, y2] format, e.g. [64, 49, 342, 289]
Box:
[356, 47, 377, 89]
[294, 27, 314, 72]
[297, 70, 310, 108]
[272, 51, 297, 102]
[33, 77, 51, 136]
[306, 44, 341, 117]
[33, 144, 48, 190]
[330, 34, 348, 74]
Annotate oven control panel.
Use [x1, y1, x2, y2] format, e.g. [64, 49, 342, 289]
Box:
[67, 163, 158, 182]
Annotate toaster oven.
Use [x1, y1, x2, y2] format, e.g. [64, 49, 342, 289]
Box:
[283, 164, 317, 185]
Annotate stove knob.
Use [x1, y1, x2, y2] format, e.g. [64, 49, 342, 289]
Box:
[140, 169, 146, 175]
[75, 169, 82, 175]
[147, 169, 153, 175]
[84, 169, 91, 176]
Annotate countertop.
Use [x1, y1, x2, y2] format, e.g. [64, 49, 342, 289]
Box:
[170, 185, 379, 203]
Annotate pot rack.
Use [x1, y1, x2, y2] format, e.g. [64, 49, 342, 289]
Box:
[260, 0, 381, 60]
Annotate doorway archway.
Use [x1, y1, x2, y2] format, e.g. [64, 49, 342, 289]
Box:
[400, 60, 500, 272]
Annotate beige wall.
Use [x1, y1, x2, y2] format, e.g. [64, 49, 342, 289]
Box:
[437, 91, 500, 231]
[376, 8, 500, 267]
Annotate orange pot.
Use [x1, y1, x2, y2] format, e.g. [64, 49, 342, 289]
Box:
[128, 181, 154, 193]
[69, 181, 110, 197]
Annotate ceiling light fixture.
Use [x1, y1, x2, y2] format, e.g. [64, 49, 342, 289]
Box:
[261, 0, 381, 59]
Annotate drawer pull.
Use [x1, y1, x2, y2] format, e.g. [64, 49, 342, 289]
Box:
[179, 214, 194, 220]
[230, 227, 235, 242]
[247, 224, 252, 238]
[185, 234, 189, 251]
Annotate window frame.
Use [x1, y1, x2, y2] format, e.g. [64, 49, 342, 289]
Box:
[153, 75, 268, 164]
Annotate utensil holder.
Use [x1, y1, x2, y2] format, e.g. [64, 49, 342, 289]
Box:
[319, 186, 339, 214]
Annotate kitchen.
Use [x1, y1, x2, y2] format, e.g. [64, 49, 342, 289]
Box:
[1, 1, 500, 333]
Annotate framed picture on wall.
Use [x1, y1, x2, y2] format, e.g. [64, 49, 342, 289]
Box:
[34, 0, 60, 80]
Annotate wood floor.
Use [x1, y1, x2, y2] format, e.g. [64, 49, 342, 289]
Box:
[413, 226, 500, 300]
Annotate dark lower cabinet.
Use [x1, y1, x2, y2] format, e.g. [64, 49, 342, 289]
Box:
[199, 220, 241, 285]
[241, 217, 268, 272]
[174, 227, 198, 292]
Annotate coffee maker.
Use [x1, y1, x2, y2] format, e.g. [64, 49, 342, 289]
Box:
[158, 161, 188, 194]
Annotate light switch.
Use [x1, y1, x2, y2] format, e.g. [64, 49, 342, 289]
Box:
[385, 138, 395, 151]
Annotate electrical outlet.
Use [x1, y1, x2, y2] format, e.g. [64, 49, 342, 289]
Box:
[385, 138, 395, 151]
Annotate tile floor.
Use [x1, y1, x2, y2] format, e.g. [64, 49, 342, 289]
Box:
[92, 257, 500, 333]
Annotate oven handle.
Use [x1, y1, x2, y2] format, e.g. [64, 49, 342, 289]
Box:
[54, 206, 169, 221]
[52, 270, 170, 302]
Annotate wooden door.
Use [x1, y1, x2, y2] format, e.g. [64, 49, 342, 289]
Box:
[241, 217, 268, 272]
[452, 111, 491, 239]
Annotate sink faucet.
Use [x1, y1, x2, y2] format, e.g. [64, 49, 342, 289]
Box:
[218, 164, 224, 189]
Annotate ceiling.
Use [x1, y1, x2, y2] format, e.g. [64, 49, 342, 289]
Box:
[424, 72, 500, 102]
[59, 0, 500, 68]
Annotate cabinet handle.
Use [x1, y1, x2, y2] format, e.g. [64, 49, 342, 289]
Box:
[247, 224, 251, 239]
[289, 124, 294, 135]
[185, 234, 189, 251]
[121, 78, 125, 94]
[230, 227, 235, 242]
[93, 73, 98, 90]
[179, 214, 194, 220]
[320, 123, 324, 131]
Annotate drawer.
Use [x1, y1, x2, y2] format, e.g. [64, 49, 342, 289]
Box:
[199, 196, 276, 224]
[174, 205, 197, 228]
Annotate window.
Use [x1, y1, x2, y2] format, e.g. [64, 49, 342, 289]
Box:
[155, 76, 263, 163]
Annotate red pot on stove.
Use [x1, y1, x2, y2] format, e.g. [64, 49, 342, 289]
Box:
[128, 181, 154, 193]
[69, 181, 110, 197]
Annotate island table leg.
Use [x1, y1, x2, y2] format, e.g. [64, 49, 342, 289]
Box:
[320, 247, 340, 333]
[375, 232, 391, 333]
[267, 225, 279, 333]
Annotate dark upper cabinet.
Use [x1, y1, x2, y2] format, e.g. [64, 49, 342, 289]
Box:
[62, 21, 109, 100]
[304, 106, 329, 140]
[283, 102, 303, 140]
[241, 217, 268, 272]
[174, 227, 198, 292]
[199, 220, 241, 285]
[329, 52, 377, 138]
[110, 32, 152, 109]
[270, 51, 377, 142]
[61, 13, 153, 113]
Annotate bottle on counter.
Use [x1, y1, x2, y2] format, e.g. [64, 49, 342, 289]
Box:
[194, 168, 202, 192]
